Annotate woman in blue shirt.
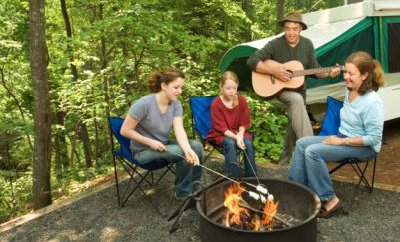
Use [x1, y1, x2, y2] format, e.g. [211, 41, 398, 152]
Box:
[288, 51, 385, 218]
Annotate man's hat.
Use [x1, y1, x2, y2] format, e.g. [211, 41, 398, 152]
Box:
[278, 12, 307, 30]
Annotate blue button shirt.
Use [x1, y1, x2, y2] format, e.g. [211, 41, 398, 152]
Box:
[339, 89, 384, 153]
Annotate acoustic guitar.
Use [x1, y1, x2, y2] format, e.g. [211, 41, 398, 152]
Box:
[252, 60, 344, 100]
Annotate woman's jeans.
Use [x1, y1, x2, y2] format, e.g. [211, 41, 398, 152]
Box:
[223, 137, 256, 180]
[133, 140, 203, 199]
[288, 136, 377, 201]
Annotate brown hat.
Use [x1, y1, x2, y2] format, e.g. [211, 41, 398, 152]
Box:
[278, 12, 307, 30]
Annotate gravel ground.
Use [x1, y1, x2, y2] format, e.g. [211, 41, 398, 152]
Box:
[0, 160, 399, 242]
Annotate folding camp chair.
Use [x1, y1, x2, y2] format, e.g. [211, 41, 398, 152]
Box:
[189, 96, 253, 176]
[189, 96, 220, 161]
[108, 117, 175, 213]
[320, 96, 378, 192]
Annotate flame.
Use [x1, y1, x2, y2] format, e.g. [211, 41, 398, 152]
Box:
[262, 199, 279, 226]
[251, 218, 261, 231]
[223, 183, 249, 227]
[223, 183, 279, 230]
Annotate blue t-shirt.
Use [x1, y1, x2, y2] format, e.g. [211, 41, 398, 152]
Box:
[128, 94, 183, 152]
[339, 90, 384, 153]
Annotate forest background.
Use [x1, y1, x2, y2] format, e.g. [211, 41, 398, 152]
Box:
[0, 0, 344, 223]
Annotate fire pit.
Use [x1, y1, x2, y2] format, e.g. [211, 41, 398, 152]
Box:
[196, 178, 321, 242]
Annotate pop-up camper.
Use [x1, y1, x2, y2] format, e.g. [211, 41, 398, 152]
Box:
[219, 0, 400, 121]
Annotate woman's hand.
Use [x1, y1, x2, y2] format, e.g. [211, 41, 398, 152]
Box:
[323, 136, 345, 146]
[148, 140, 167, 151]
[185, 149, 200, 166]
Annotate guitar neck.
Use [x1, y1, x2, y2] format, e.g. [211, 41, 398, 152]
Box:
[293, 66, 342, 77]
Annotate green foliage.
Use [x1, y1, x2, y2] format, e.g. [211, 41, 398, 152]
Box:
[0, 170, 32, 223]
[245, 93, 288, 162]
[52, 161, 114, 185]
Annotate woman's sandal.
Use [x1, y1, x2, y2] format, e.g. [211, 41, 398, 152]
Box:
[317, 200, 344, 219]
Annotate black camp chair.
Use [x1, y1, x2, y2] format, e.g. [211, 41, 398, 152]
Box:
[319, 96, 378, 192]
[108, 117, 175, 213]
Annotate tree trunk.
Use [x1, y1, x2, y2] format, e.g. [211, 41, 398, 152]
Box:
[60, 0, 93, 168]
[275, 0, 285, 34]
[80, 122, 93, 168]
[60, 0, 78, 81]
[98, 3, 112, 159]
[54, 111, 69, 179]
[29, 0, 52, 210]
[52, 0, 77, 175]
[242, 0, 253, 41]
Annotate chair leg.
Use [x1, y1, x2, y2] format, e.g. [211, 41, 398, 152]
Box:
[368, 157, 377, 192]
[329, 163, 346, 174]
[120, 169, 151, 207]
[112, 154, 121, 206]
[115, 159, 176, 215]
[350, 158, 376, 193]
[330, 157, 377, 193]
[352, 162, 371, 190]
[204, 146, 217, 163]
[151, 164, 175, 187]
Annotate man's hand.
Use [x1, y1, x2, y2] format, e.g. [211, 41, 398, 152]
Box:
[328, 64, 341, 78]
[274, 66, 293, 82]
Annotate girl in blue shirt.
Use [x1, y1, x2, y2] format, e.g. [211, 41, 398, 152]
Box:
[288, 51, 384, 218]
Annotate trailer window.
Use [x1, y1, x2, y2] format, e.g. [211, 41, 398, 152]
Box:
[387, 23, 400, 73]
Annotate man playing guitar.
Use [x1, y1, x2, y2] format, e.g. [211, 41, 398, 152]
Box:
[247, 12, 341, 165]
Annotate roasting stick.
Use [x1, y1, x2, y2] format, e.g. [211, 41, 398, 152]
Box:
[167, 150, 270, 202]
[241, 150, 268, 192]
[239, 150, 268, 187]
[168, 150, 253, 187]
[242, 150, 260, 185]
[241, 151, 272, 200]
[239, 199, 292, 227]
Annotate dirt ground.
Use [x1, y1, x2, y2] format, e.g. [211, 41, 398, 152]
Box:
[328, 121, 400, 188]
[1, 161, 399, 242]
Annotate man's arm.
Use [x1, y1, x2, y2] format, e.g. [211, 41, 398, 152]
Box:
[247, 44, 292, 82]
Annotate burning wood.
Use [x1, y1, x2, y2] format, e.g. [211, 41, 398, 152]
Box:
[222, 183, 285, 231]
[239, 200, 292, 227]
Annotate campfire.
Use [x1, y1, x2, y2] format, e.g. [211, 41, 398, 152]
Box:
[222, 183, 280, 231]
[196, 178, 321, 242]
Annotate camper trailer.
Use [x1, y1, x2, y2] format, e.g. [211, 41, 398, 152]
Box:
[219, 0, 400, 122]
